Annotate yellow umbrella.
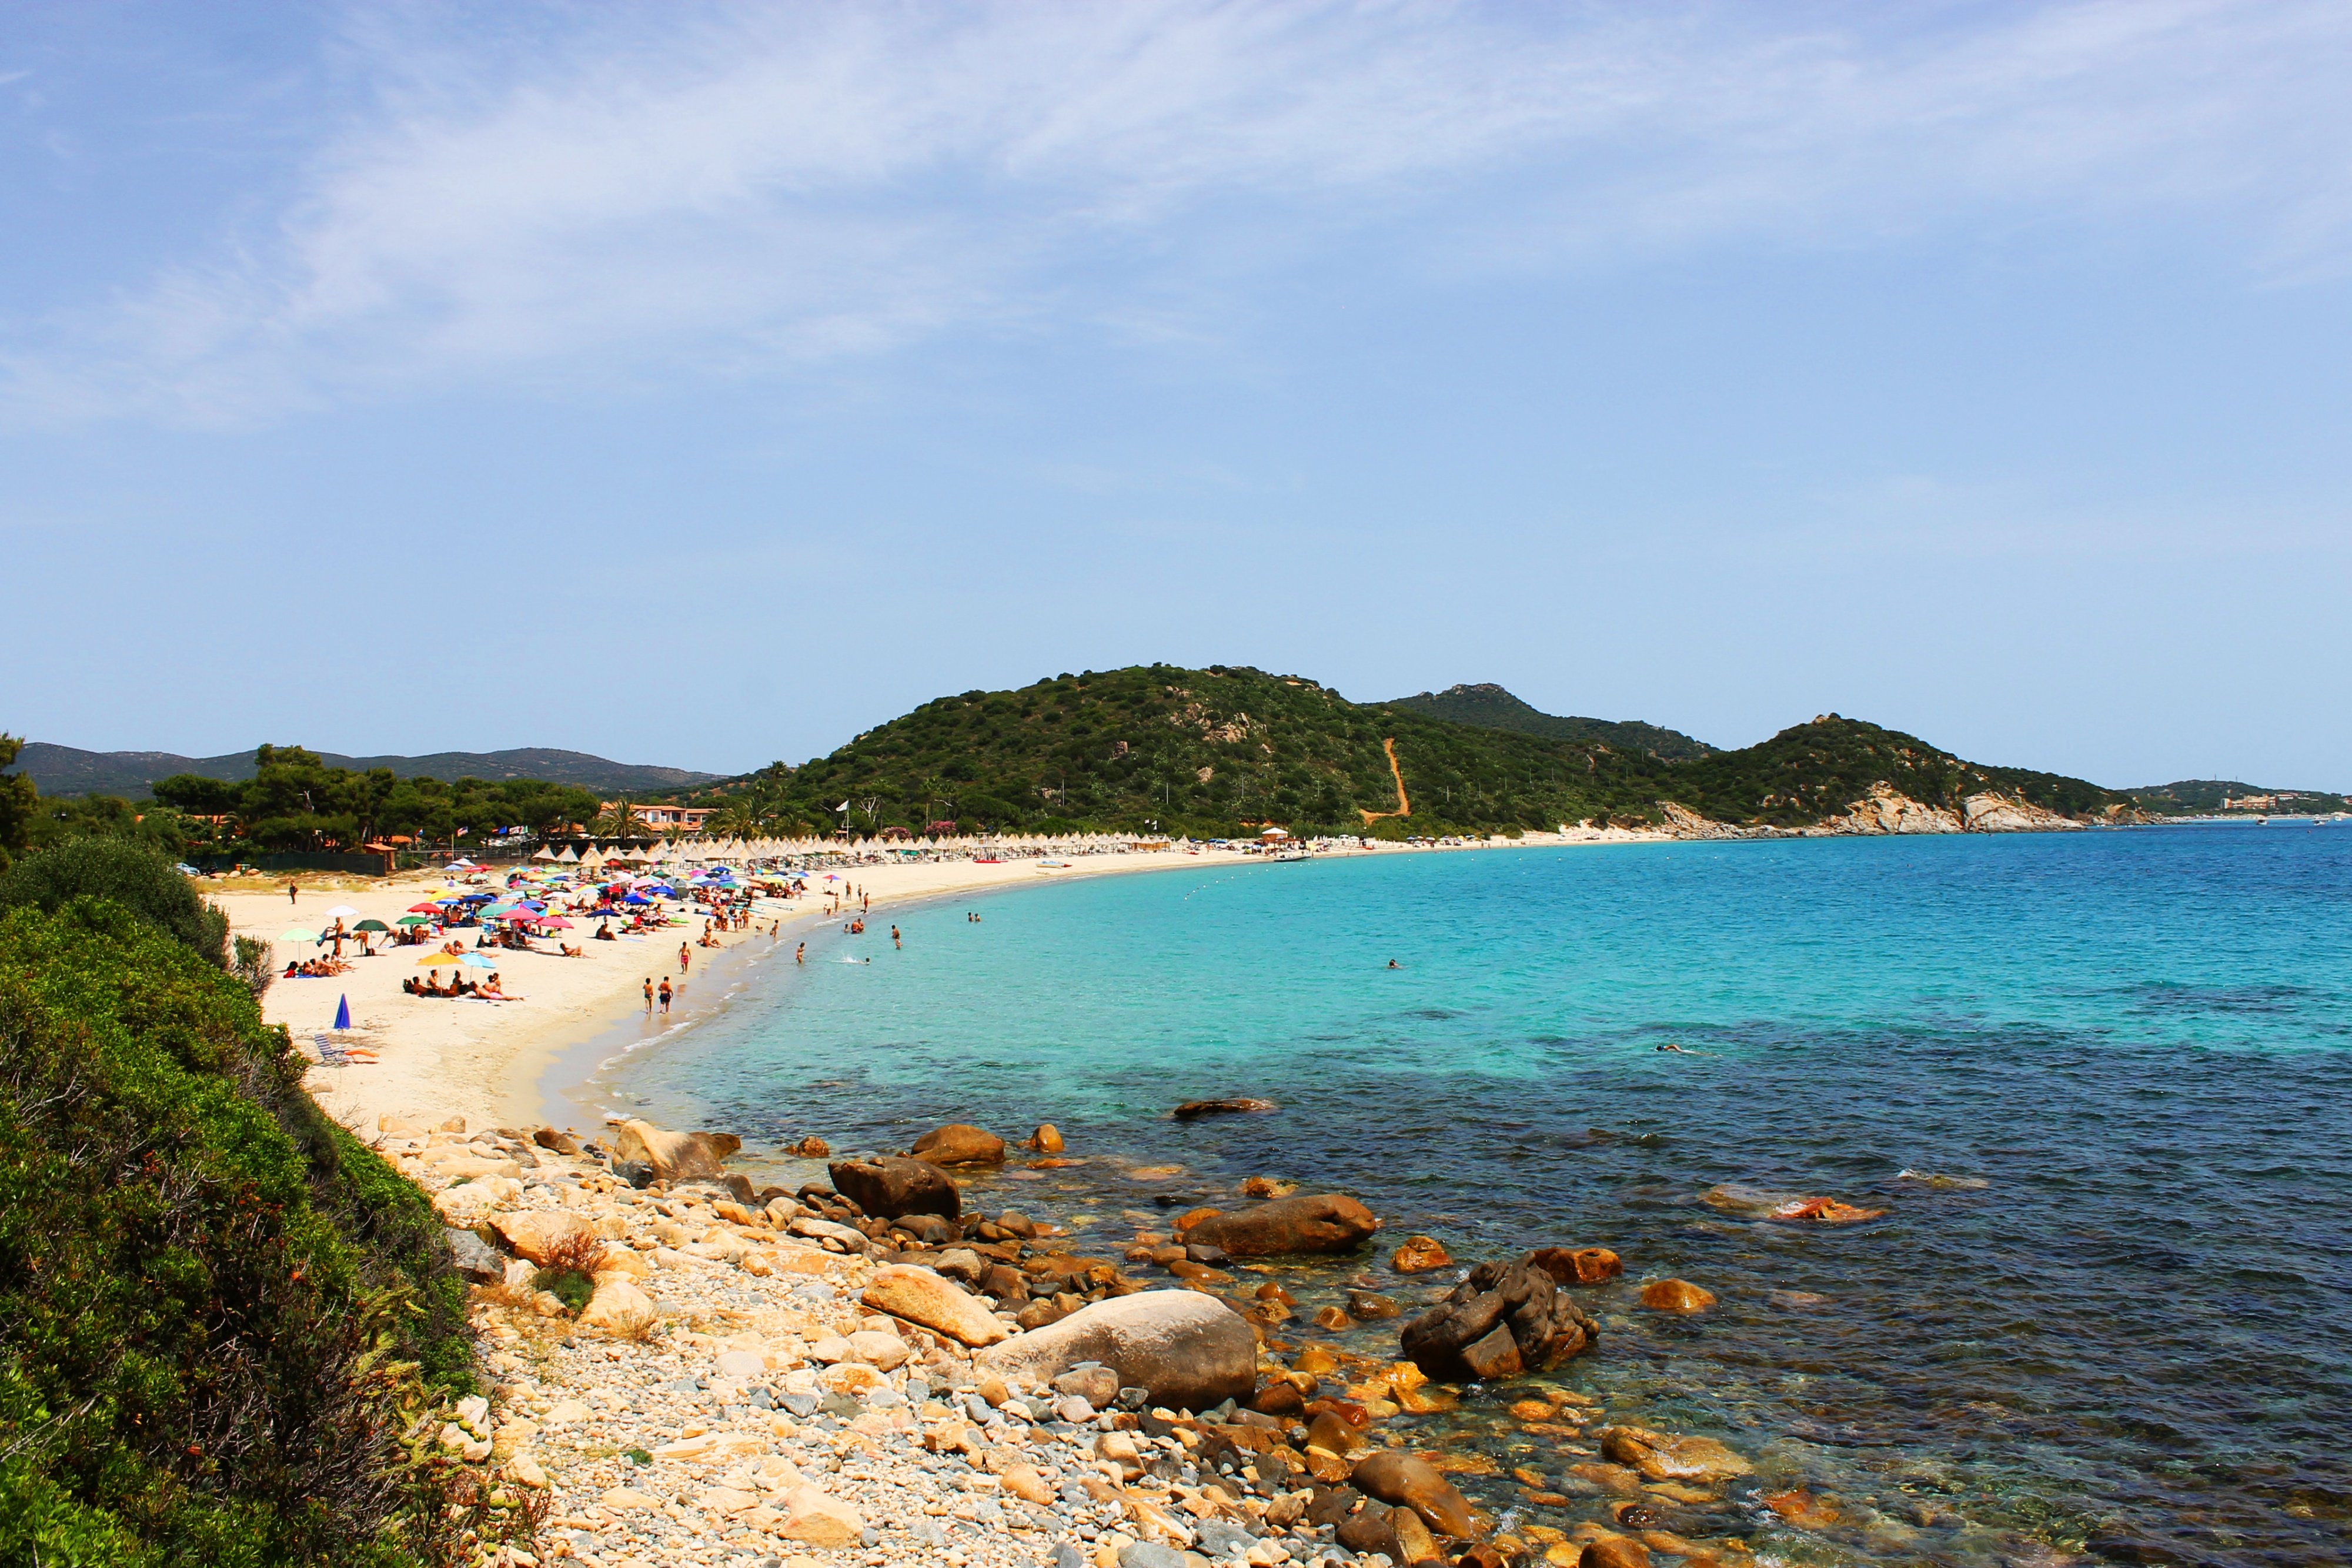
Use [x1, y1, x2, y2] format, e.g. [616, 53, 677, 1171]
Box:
[417, 952, 460, 965]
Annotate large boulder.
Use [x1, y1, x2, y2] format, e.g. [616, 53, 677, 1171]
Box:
[830, 1155, 961, 1221]
[911, 1124, 1006, 1166]
[609, 1119, 741, 1182]
[861, 1264, 1008, 1346]
[977, 1289, 1255, 1412]
[1400, 1255, 1598, 1382]
[1351, 1450, 1484, 1539]
[579, 1278, 659, 1336]
[1177, 1194, 1379, 1258]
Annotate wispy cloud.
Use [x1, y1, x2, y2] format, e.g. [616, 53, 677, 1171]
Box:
[8, 0, 2351, 424]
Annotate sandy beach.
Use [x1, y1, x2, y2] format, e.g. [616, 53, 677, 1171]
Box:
[211, 831, 1651, 1141]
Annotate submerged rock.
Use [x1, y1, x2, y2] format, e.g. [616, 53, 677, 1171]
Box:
[1638, 1279, 1717, 1313]
[1180, 1193, 1380, 1257]
[1172, 1098, 1278, 1118]
[1401, 1255, 1598, 1382]
[1529, 1245, 1622, 1285]
[1601, 1426, 1755, 1485]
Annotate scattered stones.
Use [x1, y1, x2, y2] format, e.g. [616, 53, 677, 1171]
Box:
[910, 1123, 1005, 1166]
[1178, 1193, 1381, 1257]
[828, 1154, 961, 1220]
[1638, 1279, 1717, 1313]
[977, 1288, 1257, 1411]
[607, 1118, 743, 1182]
[1401, 1255, 1599, 1382]
[1171, 1098, 1278, 1118]
[1390, 1233, 1453, 1273]
[860, 1264, 1010, 1346]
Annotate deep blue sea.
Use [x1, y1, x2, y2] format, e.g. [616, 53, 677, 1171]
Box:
[576, 826, 2352, 1566]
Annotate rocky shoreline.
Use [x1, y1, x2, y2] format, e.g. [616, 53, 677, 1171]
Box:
[380, 1113, 1778, 1568]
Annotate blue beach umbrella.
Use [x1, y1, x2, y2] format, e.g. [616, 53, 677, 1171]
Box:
[333, 994, 351, 1031]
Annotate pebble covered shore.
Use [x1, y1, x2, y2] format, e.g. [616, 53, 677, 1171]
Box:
[378, 1115, 1762, 1568]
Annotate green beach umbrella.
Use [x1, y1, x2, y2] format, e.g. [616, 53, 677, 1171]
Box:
[353, 918, 391, 932]
[279, 927, 318, 943]
[395, 915, 432, 926]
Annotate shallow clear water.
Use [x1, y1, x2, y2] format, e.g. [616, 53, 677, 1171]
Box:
[586, 827, 2352, 1566]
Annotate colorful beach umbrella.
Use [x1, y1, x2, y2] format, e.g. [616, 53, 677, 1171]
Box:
[333, 995, 351, 1031]
[407, 902, 443, 913]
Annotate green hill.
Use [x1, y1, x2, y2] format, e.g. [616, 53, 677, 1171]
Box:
[19, 742, 716, 801]
[1388, 683, 1716, 760]
[2123, 780, 2350, 815]
[706, 666, 2129, 839]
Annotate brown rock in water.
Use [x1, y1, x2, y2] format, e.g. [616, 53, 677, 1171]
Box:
[1248, 1379, 1307, 1416]
[1390, 1506, 1441, 1564]
[1599, 1427, 1755, 1485]
[1581, 1538, 1653, 1568]
[1255, 1281, 1297, 1304]
[1352, 1449, 1486, 1539]
[1391, 1234, 1453, 1274]
[1347, 1290, 1402, 1320]
[1401, 1255, 1599, 1383]
[1025, 1124, 1065, 1154]
[1639, 1279, 1716, 1313]
[1530, 1246, 1622, 1285]
[1312, 1305, 1352, 1331]
[791, 1135, 830, 1158]
[1335, 1503, 1400, 1559]
[609, 1119, 741, 1182]
[1172, 1098, 1278, 1118]
[1180, 1193, 1381, 1257]
[830, 1155, 961, 1220]
[1241, 1175, 1298, 1198]
[911, 1124, 1005, 1166]
[1304, 1411, 1362, 1457]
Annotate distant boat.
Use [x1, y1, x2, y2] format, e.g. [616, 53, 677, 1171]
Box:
[1268, 848, 1312, 862]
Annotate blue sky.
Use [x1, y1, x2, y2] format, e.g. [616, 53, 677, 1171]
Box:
[6, 1, 2349, 787]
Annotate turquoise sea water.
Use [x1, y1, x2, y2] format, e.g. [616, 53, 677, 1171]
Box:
[586, 827, 2352, 1566]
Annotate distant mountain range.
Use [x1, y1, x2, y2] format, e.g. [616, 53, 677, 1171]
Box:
[1387, 683, 1718, 760]
[16, 743, 720, 800]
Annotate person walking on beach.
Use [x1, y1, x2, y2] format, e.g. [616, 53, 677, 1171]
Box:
[657, 978, 672, 1013]
[287, 881, 298, 905]
[679, 942, 690, 975]
[643, 977, 654, 1012]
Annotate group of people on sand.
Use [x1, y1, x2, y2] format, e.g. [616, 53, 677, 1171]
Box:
[402, 968, 521, 1001]
[283, 954, 353, 979]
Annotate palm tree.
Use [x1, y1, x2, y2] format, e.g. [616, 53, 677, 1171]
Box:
[592, 800, 645, 838]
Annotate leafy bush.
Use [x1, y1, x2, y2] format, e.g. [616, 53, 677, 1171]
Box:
[530, 1231, 607, 1315]
[0, 898, 476, 1566]
[0, 837, 229, 967]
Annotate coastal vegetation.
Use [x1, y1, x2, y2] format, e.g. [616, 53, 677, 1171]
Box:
[681, 665, 2134, 840]
[0, 840, 479, 1564]
[1387, 682, 1718, 760]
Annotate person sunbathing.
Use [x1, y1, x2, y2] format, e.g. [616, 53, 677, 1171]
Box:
[593, 924, 617, 941]
[477, 974, 524, 1001]
[560, 942, 583, 957]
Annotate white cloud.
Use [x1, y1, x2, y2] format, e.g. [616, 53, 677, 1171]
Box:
[8, 0, 2351, 424]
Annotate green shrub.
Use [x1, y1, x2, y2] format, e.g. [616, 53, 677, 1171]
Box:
[0, 838, 229, 968]
[531, 1269, 594, 1314]
[0, 898, 476, 1565]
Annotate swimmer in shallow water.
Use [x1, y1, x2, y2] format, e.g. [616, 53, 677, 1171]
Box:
[1386, 959, 1402, 969]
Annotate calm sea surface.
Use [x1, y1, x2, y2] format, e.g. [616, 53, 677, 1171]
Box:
[581, 826, 2352, 1567]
